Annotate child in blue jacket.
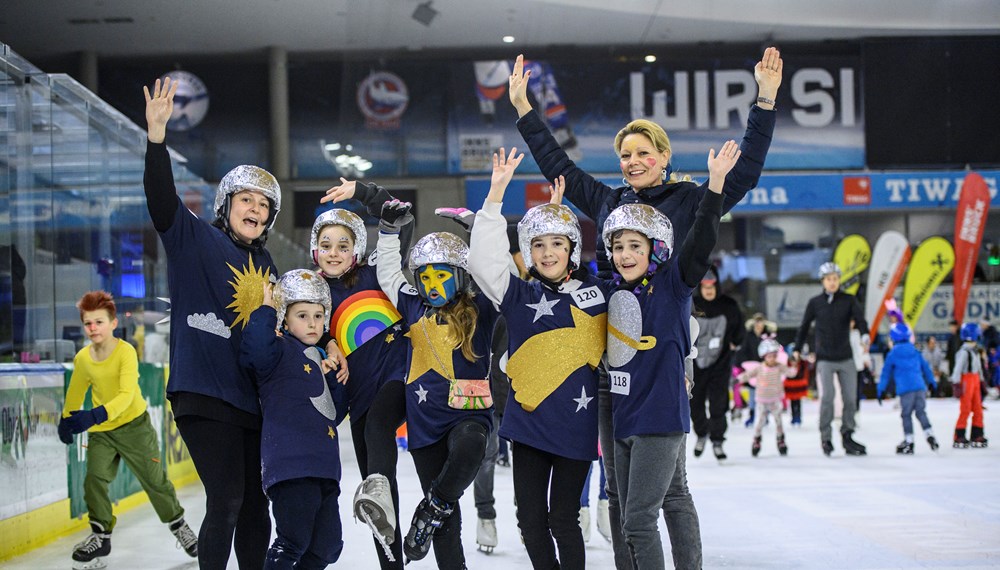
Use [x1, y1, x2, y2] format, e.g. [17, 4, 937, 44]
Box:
[877, 322, 939, 454]
[240, 269, 348, 569]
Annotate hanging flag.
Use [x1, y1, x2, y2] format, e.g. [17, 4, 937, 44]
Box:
[903, 237, 955, 327]
[865, 231, 911, 339]
[952, 172, 990, 322]
[833, 234, 871, 295]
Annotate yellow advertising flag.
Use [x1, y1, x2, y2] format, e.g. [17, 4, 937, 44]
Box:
[902, 236, 955, 327]
[833, 234, 871, 295]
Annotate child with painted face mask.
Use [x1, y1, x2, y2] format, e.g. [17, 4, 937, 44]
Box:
[309, 196, 412, 568]
[374, 201, 499, 568]
[468, 148, 614, 570]
[602, 139, 740, 570]
[239, 269, 348, 570]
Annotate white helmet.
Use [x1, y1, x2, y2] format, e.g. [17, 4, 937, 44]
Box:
[310, 209, 367, 267]
[517, 204, 582, 271]
[275, 269, 332, 331]
[818, 261, 841, 279]
[757, 338, 781, 358]
[214, 165, 281, 231]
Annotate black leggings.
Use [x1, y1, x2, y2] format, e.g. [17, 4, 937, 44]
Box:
[351, 381, 406, 569]
[175, 416, 271, 570]
[691, 366, 731, 442]
[410, 420, 488, 570]
[512, 441, 591, 570]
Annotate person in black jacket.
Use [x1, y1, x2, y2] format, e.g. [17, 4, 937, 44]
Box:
[691, 266, 745, 460]
[793, 262, 869, 457]
[508, 48, 783, 568]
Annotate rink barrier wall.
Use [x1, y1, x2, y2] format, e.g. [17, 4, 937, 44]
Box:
[0, 362, 197, 562]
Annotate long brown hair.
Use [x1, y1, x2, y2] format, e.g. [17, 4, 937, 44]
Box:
[438, 292, 480, 362]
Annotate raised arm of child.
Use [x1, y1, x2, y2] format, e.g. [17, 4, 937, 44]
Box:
[468, 148, 524, 306]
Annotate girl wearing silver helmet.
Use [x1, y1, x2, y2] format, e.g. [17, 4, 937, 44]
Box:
[374, 202, 500, 567]
[468, 148, 616, 570]
[599, 140, 740, 570]
[145, 77, 321, 568]
[310, 178, 415, 569]
[239, 269, 348, 568]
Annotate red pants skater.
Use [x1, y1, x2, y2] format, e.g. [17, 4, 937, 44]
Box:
[955, 373, 986, 446]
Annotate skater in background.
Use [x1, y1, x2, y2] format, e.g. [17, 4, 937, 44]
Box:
[793, 262, 869, 457]
[733, 313, 776, 427]
[921, 335, 948, 397]
[59, 291, 197, 569]
[375, 202, 497, 567]
[737, 339, 798, 457]
[784, 343, 812, 426]
[950, 322, 989, 448]
[240, 270, 349, 569]
[876, 322, 938, 454]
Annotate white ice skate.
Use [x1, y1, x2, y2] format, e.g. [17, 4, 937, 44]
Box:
[596, 499, 613, 543]
[353, 473, 396, 562]
[579, 506, 591, 543]
[476, 517, 498, 553]
[72, 522, 110, 569]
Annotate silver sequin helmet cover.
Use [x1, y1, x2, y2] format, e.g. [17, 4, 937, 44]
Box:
[214, 165, 282, 230]
[818, 261, 841, 279]
[601, 203, 674, 261]
[408, 232, 469, 273]
[275, 269, 332, 331]
[310, 209, 367, 265]
[517, 204, 582, 270]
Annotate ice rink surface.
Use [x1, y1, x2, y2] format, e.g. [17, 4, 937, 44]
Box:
[7, 397, 998, 569]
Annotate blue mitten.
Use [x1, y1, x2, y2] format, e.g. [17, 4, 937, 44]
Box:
[57, 418, 74, 444]
[64, 406, 109, 434]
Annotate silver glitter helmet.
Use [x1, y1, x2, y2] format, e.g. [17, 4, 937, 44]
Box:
[517, 204, 582, 271]
[275, 269, 332, 331]
[757, 338, 782, 358]
[601, 204, 674, 262]
[214, 165, 282, 230]
[408, 232, 469, 273]
[310, 209, 367, 266]
[818, 261, 841, 279]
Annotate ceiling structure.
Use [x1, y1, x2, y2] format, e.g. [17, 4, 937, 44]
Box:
[2, 0, 997, 59]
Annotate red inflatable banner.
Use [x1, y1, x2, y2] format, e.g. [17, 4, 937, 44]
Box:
[952, 172, 990, 322]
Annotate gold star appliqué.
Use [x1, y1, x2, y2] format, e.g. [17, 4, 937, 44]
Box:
[226, 254, 272, 330]
[327, 426, 336, 439]
[304, 363, 312, 374]
[405, 316, 456, 383]
[385, 333, 395, 343]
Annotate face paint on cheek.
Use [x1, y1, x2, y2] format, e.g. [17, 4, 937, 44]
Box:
[645, 157, 657, 169]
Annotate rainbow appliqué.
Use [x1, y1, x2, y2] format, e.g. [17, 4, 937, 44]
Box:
[330, 290, 402, 355]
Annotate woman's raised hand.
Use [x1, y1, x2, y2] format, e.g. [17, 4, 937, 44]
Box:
[143, 77, 178, 144]
[754, 47, 783, 107]
[508, 55, 533, 118]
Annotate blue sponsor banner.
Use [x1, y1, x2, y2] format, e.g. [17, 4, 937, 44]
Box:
[466, 170, 1000, 215]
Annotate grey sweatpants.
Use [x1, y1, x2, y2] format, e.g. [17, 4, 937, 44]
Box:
[615, 433, 702, 570]
[816, 358, 858, 441]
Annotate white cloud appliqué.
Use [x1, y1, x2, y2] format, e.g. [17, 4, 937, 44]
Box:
[187, 312, 231, 339]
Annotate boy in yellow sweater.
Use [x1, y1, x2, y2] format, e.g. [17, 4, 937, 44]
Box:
[59, 291, 197, 569]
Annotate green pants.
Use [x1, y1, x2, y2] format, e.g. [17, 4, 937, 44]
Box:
[84, 412, 183, 531]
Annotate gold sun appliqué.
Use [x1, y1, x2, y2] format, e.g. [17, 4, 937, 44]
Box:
[227, 255, 272, 330]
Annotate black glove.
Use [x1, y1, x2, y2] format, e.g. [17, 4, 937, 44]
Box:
[64, 406, 109, 434]
[57, 418, 74, 444]
[379, 199, 414, 234]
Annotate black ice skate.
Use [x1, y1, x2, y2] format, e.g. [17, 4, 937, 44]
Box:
[821, 440, 834, 456]
[693, 435, 707, 458]
[927, 436, 940, 451]
[72, 521, 111, 569]
[712, 441, 727, 461]
[954, 428, 970, 448]
[842, 430, 867, 456]
[970, 426, 988, 448]
[777, 434, 788, 456]
[751, 436, 762, 457]
[404, 493, 454, 562]
[895, 441, 914, 455]
[169, 516, 198, 557]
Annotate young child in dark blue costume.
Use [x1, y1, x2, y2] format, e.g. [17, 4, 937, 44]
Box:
[240, 269, 348, 570]
[373, 202, 498, 568]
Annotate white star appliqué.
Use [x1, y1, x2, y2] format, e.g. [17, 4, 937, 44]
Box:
[526, 294, 559, 323]
[573, 386, 593, 412]
[415, 384, 429, 404]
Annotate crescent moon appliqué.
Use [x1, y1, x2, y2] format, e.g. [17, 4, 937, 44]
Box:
[304, 346, 338, 421]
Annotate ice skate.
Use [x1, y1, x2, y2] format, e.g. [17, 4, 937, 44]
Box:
[954, 428, 970, 448]
[595, 499, 612, 543]
[895, 441, 914, 455]
[751, 435, 762, 457]
[404, 493, 454, 562]
[927, 436, 939, 451]
[477, 517, 498, 553]
[743, 409, 755, 428]
[495, 454, 510, 468]
[578, 506, 591, 543]
[168, 516, 198, 557]
[693, 435, 708, 457]
[712, 441, 727, 461]
[821, 440, 834, 456]
[842, 430, 867, 456]
[72, 521, 110, 569]
[777, 434, 788, 456]
[353, 474, 397, 561]
[970, 427, 988, 448]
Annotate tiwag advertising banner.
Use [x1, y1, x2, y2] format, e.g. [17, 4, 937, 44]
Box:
[450, 53, 863, 174]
